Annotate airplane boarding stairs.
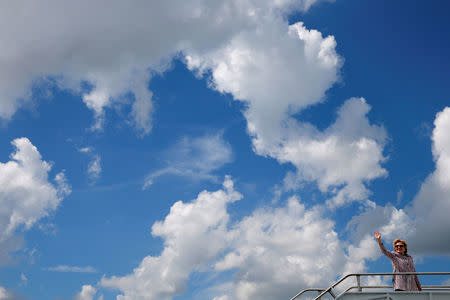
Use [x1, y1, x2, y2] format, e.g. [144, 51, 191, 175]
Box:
[290, 272, 450, 300]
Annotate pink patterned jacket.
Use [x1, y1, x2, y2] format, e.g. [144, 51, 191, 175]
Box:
[378, 242, 421, 291]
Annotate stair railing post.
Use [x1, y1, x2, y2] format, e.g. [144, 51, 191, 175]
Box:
[356, 275, 362, 292]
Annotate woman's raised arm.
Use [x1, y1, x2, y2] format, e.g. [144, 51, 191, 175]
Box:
[374, 231, 395, 259]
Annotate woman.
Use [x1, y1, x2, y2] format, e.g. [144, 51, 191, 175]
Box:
[374, 231, 422, 291]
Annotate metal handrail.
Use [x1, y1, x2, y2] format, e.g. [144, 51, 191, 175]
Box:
[290, 272, 450, 300]
[289, 288, 328, 300]
[342, 285, 391, 294]
[343, 285, 450, 294]
[289, 288, 339, 300]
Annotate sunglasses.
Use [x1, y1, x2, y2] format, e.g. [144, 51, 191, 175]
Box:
[395, 244, 405, 248]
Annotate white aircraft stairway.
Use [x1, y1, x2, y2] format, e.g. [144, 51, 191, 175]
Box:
[290, 272, 450, 300]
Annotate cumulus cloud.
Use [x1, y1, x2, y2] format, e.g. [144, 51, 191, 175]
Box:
[0, 138, 69, 272]
[143, 133, 232, 189]
[0, 1, 396, 298]
[342, 234, 380, 275]
[186, 21, 341, 148]
[307, 99, 386, 207]
[0, 0, 325, 135]
[102, 176, 395, 300]
[102, 176, 242, 300]
[0, 138, 70, 241]
[214, 196, 345, 299]
[347, 206, 414, 251]
[72, 285, 97, 300]
[346, 107, 450, 259]
[1, 0, 384, 209]
[269, 98, 387, 208]
[187, 15, 386, 207]
[408, 107, 450, 253]
[0, 286, 11, 300]
[0, 285, 26, 300]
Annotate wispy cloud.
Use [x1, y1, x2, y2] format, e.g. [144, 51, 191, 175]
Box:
[79, 147, 93, 153]
[46, 265, 98, 273]
[143, 132, 233, 189]
[78, 146, 102, 184]
[87, 154, 102, 181]
[19, 273, 27, 287]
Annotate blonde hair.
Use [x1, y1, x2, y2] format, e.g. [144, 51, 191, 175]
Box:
[393, 238, 408, 254]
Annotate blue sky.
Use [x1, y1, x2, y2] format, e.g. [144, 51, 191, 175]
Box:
[0, 0, 449, 299]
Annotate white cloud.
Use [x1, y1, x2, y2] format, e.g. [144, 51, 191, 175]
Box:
[46, 265, 98, 273]
[212, 296, 229, 300]
[0, 138, 69, 271]
[0, 287, 11, 300]
[273, 0, 335, 12]
[345, 107, 450, 259]
[0, 235, 24, 268]
[0, 0, 326, 135]
[0, 2, 395, 297]
[143, 133, 232, 189]
[186, 21, 341, 149]
[102, 176, 242, 300]
[342, 234, 380, 276]
[79, 147, 102, 184]
[347, 205, 414, 245]
[186, 14, 387, 207]
[79, 147, 93, 153]
[0, 138, 70, 241]
[20, 273, 27, 286]
[0, 285, 25, 300]
[73, 285, 97, 300]
[431, 107, 450, 188]
[214, 196, 345, 299]
[407, 107, 450, 253]
[102, 176, 393, 300]
[55, 171, 72, 198]
[87, 155, 102, 182]
[273, 98, 387, 208]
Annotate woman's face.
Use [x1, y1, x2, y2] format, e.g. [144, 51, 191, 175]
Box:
[395, 242, 406, 255]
